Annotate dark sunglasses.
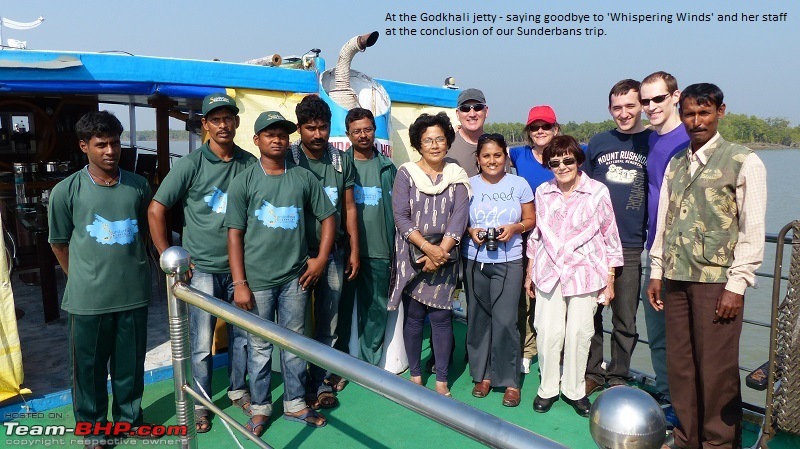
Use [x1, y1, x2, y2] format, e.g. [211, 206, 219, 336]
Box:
[458, 103, 487, 113]
[640, 94, 670, 106]
[528, 123, 554, 132]
[547, 157, 577, 168]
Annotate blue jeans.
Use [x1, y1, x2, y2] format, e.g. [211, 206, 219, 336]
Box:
[188, 270, 249, 410]
[249, 279, 309, 415]
[307, 247, 345, 396]
[641, 250, 669, 401]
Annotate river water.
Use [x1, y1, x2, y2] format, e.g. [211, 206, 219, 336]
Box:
[627, 148, 800, 406]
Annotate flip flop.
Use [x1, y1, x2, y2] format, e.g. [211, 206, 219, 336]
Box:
[232, 393, 252, 416]
[326, 374, 349, 392]
[283, 408, 327, 428]
[245, 415, 269, 437]
[317, 391, 339, 409]
[195, 410, 212, 433]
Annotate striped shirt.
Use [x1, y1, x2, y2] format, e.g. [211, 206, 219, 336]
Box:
[527, 173, 624, 296]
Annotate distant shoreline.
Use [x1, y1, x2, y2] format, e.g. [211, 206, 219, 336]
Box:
[747, 143, 796, 150]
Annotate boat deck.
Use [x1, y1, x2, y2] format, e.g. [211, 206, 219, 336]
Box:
[1, 261, 788, 448]
[6, 323, 765, 448]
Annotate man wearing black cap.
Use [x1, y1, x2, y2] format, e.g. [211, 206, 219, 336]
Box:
[148, 92, 256, 433]
[447, 88, 489, 177]
[226, 111, 336, 432]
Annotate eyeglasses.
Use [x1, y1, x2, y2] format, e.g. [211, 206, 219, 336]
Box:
[206, 116, 236, 126]
[640, 94, 670, 107]
[421, 136, 447, 147]
[547, 157, 577, 168]
[478, 133, 505, 143]
[528, 124, 554, 132]
[348, 127, 374, 136]
[458, 103, 487, 113]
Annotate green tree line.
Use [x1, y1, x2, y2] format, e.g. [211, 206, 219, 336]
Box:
[485, 113, 800, 148]
[121, 130, 190, 141]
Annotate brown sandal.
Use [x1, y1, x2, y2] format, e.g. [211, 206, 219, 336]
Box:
[326, 374, 349, 392]
[317, 391, 339, 409]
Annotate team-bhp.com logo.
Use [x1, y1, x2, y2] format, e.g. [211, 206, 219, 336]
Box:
[4, 421, 187, 437]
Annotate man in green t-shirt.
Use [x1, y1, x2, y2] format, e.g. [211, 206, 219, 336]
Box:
[226, 111, 336, 434]
[148, 93, 256, 432]
[287, 95, 359, 409]
[49, 111, 152, 449]
[334, 108, 396, 374]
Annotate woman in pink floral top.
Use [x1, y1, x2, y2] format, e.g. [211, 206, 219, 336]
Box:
[524, 135, 623, 417]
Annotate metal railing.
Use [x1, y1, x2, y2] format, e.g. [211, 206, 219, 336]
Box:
[160, 246, 567, 449]
[618, 228, 797, 377]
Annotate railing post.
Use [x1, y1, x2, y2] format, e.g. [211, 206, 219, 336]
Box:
[160, 247, 197, 449]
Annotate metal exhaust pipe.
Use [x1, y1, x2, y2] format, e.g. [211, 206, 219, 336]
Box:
[329, 31, 379, 110]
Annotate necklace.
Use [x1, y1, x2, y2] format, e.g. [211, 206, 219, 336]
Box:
[86, 166, 118, 186]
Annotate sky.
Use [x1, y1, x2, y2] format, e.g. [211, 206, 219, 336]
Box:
[1, 0, 798, 129]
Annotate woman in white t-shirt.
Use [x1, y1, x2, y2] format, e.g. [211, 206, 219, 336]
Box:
[463, 133, 535, 407]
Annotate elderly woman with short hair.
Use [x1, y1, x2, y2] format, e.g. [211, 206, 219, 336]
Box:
[525, 135, 622, 417]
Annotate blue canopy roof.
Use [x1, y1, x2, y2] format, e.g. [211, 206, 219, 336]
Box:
[0, 50, 458, 108]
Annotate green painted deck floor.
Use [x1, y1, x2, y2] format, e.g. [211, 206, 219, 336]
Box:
[8, 325, 765, 448]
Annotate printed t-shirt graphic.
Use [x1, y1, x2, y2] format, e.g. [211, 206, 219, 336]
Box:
[224, 163, 335, 291]
[352, 157, 391, 259]
[204, 187, 228, 213]
[86, 215, 139, 245]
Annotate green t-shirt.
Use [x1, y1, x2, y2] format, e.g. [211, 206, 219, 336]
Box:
[353, 157, 391, 259]
[291, 150, 355, 248]
[48, 168, 152, 315]
[152, 142, 256, 273]
[224, 162, 335, 291]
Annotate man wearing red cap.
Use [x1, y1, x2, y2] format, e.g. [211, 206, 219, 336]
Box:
[582, 79, 652, 396]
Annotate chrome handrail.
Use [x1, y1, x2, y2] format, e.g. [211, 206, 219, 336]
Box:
[161, 246, 567, 449]
[623, 227, 797, 376]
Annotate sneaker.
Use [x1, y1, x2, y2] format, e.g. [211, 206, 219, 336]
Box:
[663, 404, 679, 430]
[521, 358, 531, 374]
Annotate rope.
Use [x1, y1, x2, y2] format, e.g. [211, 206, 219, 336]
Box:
[774, 220, 800, 434]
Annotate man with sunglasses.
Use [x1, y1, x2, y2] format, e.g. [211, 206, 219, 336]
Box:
[583, 79, 652, 397]
[638, 71, 689, 425]
[148, 92, 256, 432]
[447, 88, 489, 177]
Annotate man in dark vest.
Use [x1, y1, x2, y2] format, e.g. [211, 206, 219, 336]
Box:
[647, 83, 767, 449]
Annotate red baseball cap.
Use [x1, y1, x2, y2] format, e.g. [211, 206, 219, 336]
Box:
[526, 105, 557, 126]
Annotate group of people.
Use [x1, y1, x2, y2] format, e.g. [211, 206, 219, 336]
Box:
[50, 69, 766, 449]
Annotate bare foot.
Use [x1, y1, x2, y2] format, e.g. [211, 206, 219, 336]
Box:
[435, 381, 451, 397]
[410, 375, 423, 385]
